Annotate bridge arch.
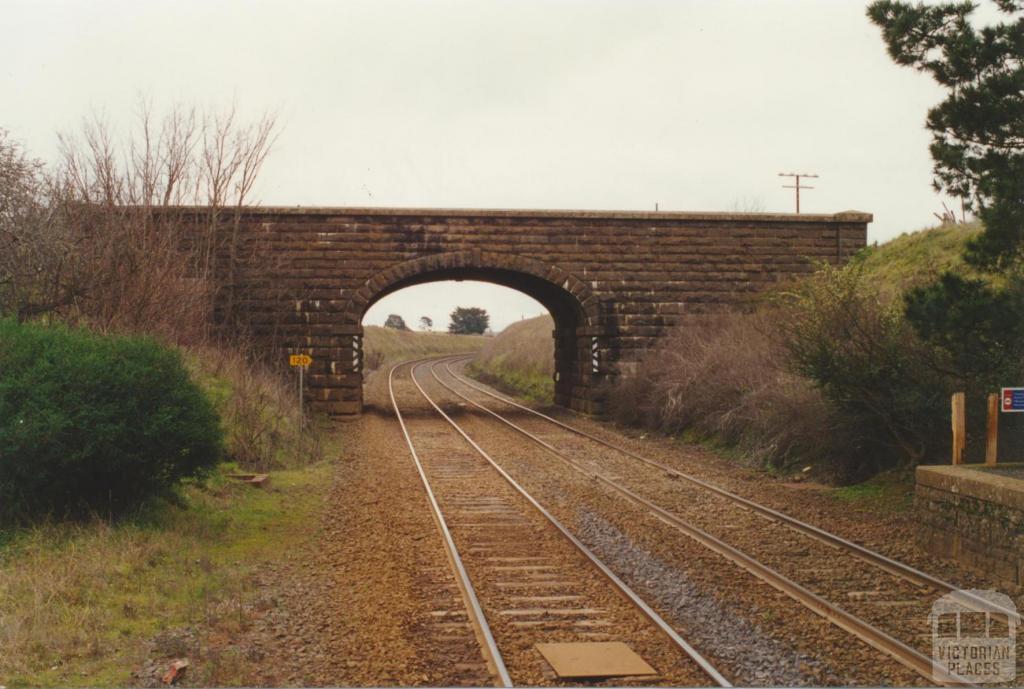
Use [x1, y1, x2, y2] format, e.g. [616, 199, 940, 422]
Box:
[337, 250, 606, 413]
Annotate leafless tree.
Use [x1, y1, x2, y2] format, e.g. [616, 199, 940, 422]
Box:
[0, 100, 279, 345]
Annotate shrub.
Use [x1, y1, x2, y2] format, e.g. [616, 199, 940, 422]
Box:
[776, 261, 951, 468]
[605, 311, 858, 475]
[0, 320, 222, 523]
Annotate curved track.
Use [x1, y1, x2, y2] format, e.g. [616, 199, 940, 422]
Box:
[424, 355, 989, 687]
[388, 358, 731, 687]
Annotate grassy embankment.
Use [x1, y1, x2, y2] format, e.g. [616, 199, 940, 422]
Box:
[362, 325, 483, 371]
[857, 220, 983, 296]
[466, 315, 555, 403]
[0, 327, 482, 687]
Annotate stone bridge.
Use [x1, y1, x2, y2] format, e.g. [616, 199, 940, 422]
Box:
[197, 207, 870, 415]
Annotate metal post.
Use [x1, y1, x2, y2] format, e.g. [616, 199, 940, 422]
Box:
[299, 364, 305, 424]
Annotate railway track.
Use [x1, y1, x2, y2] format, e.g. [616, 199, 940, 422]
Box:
[420, 355, 1009, 687]
[388, 359, 731, 687]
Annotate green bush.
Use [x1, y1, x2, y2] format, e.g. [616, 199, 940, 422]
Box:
[777, 261, 951, 469]
[0, 320, 222, 523]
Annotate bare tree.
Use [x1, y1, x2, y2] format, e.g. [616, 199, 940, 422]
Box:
[1, 100, 279, 345]
[0, 129, 70, 321]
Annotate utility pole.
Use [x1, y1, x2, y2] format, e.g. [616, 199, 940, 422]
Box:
[778, 172, 818, 213]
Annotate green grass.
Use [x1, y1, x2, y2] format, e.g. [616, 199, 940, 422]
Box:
[856, 221, 984, 299]
[467, 360, 554, 404]
[0, 458, 332, 688]
[467, 315, 554, 403]
[831, 469, 914, 513]
[0, 337, 335, 687]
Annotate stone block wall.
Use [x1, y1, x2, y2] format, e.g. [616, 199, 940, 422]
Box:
[916, 465, 1024, 588]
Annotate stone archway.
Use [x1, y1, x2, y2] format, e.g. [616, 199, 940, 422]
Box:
[332, 250, 606, 414]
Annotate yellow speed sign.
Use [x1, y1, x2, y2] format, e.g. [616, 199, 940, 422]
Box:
[289, 354, 312, 367]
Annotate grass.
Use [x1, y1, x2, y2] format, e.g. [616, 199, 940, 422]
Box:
[466, 315, 554, 403]
[831, 469, 915, 513]
[362, 325, 483, 370]
[857, 221, 983, 299]
[0, 460, 331, 687]
[184, 346, 324, 472]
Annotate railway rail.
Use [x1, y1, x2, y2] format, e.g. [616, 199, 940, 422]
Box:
[419, 355, 1003, 687]
[388, 359, 731, 687]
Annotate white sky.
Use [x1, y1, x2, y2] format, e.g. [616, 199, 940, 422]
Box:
[3, 0, 990, 332]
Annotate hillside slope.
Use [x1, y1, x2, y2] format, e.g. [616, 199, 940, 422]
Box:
[467, 315, 554, 403]
[362, 325, 483, 371]
[857, 221, 982, 297]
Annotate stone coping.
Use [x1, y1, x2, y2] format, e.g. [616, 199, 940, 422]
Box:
[917, 464, 1024, 511]
[143, 205, 873, 224]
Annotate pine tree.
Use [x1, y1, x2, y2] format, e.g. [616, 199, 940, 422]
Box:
[868, 0, 1024, 268]
[868, 0, 1024, 398]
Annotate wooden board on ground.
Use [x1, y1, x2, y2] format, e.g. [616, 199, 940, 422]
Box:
[535, 641, 657, 679]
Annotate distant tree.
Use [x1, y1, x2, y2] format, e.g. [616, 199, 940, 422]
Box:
[419, 316, 433, 331]
[729, 195, 766, 213]
[449, 307, 489, 334]
[383, 314, 409, 331]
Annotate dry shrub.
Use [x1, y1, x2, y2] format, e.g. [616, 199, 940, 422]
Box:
[362, 348, 385, 372]
[185, 346, 322, 471]
[777, 261, 953, 469]
[607, 311, 858, 475]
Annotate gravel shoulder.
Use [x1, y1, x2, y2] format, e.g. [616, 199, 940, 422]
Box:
[170, 367, 481, 686]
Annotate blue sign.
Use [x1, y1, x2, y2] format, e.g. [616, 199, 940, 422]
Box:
[1002, 388, 1024, 413]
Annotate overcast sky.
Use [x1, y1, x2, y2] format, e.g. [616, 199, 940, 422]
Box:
[3, 0, 982, 331]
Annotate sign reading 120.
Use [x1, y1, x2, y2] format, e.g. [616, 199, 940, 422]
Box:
[1002, 388, 1024, 413]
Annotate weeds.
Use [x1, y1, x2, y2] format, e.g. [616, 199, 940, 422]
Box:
[184, 346, 323, 471]
[0, 463, 330, 687]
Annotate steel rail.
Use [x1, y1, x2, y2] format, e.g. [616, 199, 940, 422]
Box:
[407, 359, 732, 687]
[387, 360, 512, 688]
[442, 356, 1016, 622]
[429, 357, 972, 687]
